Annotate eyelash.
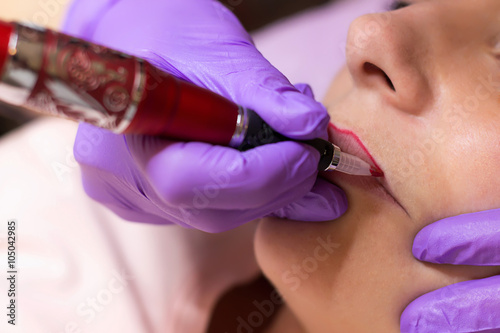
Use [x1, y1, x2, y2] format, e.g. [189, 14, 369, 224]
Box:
[390, 1, 412, 10]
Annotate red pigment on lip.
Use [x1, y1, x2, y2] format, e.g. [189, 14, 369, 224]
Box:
[370, 167, 384, 177]
[328, 122, 385, 177]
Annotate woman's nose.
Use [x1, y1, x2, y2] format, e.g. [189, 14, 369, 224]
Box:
[345, 12, 433, 115]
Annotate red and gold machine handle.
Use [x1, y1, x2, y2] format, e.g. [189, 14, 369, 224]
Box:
[0, 21, 240, 146]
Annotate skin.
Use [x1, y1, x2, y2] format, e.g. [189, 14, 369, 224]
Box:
[255, 1, 500, 332]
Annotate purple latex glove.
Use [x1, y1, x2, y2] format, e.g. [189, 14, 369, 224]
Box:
[401, 209, 500, 333]
[64, 0, 347, 232]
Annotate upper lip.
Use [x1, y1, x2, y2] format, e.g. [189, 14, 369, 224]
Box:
[328, 123, 381, 171]
[326, 123, 409, 216]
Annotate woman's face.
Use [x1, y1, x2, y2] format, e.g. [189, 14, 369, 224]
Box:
[255, 1, 500, 332]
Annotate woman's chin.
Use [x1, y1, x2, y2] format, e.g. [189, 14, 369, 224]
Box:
[253, 182, 413, 330]
[254, 181, 405, 283]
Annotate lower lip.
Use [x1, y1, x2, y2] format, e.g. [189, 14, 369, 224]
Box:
[323, 171, 401, 208]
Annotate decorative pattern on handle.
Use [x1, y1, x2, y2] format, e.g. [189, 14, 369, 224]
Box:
[4, 23, 144, 132]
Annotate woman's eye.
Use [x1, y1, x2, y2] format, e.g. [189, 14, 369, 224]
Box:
[390, 1, 412, 10]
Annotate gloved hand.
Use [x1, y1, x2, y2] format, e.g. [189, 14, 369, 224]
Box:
[64, 0, 347, 232]
[400, 208, 500, 333]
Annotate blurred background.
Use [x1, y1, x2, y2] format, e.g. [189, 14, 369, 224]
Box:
[0, 0, 331, 137]
[0, 0, 70, 29]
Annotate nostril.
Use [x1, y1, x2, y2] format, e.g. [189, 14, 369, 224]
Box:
[363, 62, 396, 91]
[383, 72, 395, 91]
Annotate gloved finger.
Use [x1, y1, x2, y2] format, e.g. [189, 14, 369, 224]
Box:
[413, 209, 500, 265]
[89, 166, 332, 233]
[294, 83, 316, 99]
[161, 175, 334, 233]
[127, 134, 321, 210]
[400, 275, 500, 333]
[98, 179, 342, 233]
[270, 178, 347, 221]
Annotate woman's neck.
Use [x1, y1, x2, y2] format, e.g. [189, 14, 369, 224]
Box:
[207, 274, 306, 333]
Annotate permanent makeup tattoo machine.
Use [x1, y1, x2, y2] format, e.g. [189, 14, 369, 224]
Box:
[0, 21, 381, 177]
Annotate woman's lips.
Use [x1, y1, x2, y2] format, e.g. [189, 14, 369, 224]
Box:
[325, 123, 406, 213]
[328, 123, 382, 171]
